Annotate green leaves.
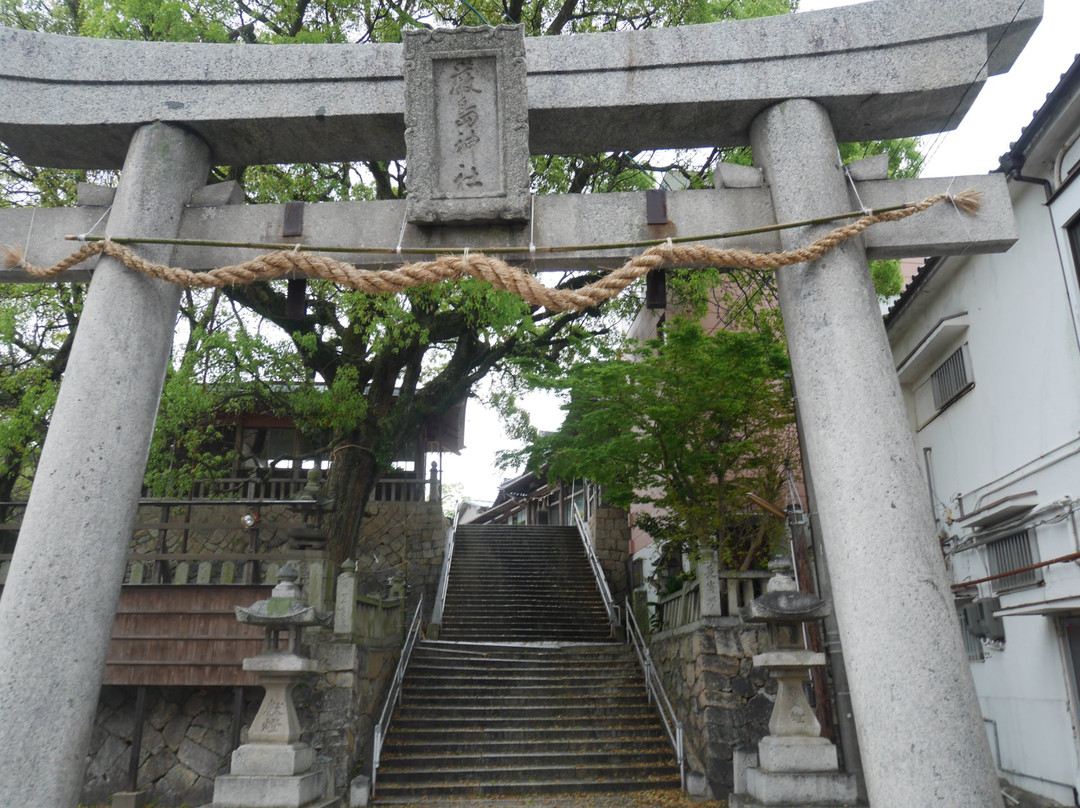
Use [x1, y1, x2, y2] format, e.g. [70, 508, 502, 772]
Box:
[515, 315, 795, 568]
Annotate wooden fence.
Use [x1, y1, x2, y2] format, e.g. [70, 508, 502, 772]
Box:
[653, 570, 773, 631]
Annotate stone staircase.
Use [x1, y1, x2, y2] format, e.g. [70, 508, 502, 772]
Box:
[441, 525, 612, 642]
[372, 524, 681, 802]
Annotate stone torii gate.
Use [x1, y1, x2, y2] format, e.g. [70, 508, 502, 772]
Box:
[0, 1, 1040, 806]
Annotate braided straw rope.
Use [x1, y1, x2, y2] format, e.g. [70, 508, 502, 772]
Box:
[3, 189, 980, 313]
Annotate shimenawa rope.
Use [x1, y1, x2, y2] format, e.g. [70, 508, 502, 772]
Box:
[2, 190, 981, 314]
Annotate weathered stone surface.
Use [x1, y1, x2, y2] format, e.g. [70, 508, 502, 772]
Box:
[404, 25, 529, 224]
[142, 747, 179, 784]
[0, 124, 212, 808]
[650, 621, 773, 798]
[0, 1, 1040, 168]
[703, 654, 742, 678]
[744, 766, 857, 805]
[757, 735, 839, 773]
[230, 743, 316, 776]
[162, 713, 194, 749]
[160, 763, 199, 797]
[751, 97, 1000, 807]
[0, 173, 1016, 286]
[212, 769, 324, 808]
[178, 737, 227, 779]
[148, 698, 179, 731]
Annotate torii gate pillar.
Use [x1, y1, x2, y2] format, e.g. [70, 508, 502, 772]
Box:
[0, 123, 211, 808]
[751, 99, 999, 806]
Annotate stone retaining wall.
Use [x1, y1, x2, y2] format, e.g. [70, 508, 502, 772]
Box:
[81, 685, 261, 807]
[296, 633, 398, 797]
[81, 635, 398, 807]
[589, 505, 630, 604]
[79, 499, 442, 805]
[648, 617, 775, 798]
[355, 499, 446, 617]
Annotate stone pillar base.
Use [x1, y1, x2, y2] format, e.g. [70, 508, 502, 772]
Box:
[205, 746, 341, 808]
[730, 744, 860, 808]
[208, 768, 339, 808]
[112, 792, 148, 808]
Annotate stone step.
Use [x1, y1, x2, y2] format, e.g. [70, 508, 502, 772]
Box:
[368, 525, 678, 803]
[381, 734, 669, 755]
[406, 659, 633, 675]
[384, 723, 668, 745]
[376, 760, 679, 786]
[373, 775, 682, 803]
[440, 602, 606, 612]
[442, 587, 601, 598]
[438, 617, 609, 631]
[437, 629, 613, 642]
[399, 690, 649, 709]
[389, 714, 670, 733]
[393, 703, 657, 721]
[406, 667, 636, 683]
[377, 748, 676, 770]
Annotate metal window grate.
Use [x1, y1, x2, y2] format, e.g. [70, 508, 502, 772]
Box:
[931, 346, 970, 409]
[986, 528, 1041, 594]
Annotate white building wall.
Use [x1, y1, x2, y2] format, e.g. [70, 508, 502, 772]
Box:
[888, 170, 1080, 804]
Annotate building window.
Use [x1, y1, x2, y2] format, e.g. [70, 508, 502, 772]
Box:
[986, 528, 1042, 594]
[930, 344, 973, 410]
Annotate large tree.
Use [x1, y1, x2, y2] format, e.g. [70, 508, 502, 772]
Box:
[0, 0, 919, 566]
[504, 269, 797, 570]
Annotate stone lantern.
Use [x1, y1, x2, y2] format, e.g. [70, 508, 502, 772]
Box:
[729, 556, 858, 808]
[206, 565, 338, 808]
[287, 468, 334, 550]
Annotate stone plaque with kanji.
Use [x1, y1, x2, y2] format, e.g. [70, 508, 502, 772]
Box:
[404, 25, 529, 225]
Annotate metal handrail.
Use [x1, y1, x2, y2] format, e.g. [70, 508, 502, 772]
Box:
[371, 595, 424, 798]
[574, 507, 620, 629]
[625, 595, 685, 789]
[429, 504, 463, 629]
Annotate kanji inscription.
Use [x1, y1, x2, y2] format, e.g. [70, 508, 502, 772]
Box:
[404, 25, 529, 224]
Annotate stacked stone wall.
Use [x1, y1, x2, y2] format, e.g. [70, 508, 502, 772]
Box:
[648, 617, 775, 798]
[295, 634, 398, 796]
[355, 500, 446, 618]
[81, 637, 398, 806]
[80, 500, 444, 805]
[81, 685, 261, 807]
[589, 505, 630, 604]
[132, 502, 295, 556]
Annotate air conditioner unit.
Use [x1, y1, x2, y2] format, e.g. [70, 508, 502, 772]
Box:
[962, 602, 985, 638]
[961, 598, 1005, 642]
[977, 597, 1005, 642]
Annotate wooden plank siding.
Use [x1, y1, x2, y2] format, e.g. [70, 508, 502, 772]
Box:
[103, 584, 272, 686]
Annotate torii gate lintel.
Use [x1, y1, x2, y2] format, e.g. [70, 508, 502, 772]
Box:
[0, 3, 1042, 807]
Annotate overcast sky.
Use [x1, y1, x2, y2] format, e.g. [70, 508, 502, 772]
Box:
[441, 0, 1080, 507]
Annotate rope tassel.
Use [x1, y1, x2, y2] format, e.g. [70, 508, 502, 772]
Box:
[3, 189, 982, 313]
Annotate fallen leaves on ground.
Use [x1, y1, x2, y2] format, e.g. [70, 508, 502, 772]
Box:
[390, 789, 726, 808]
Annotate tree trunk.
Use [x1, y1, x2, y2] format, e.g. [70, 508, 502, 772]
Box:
[324, 443, 381, 570]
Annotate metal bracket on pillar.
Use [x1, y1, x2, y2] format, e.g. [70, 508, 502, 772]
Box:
[645, 270, 667, 310]
[283, 201, 306, 319]
[645, 189, 668, 225]
[645, 189, 668, 310]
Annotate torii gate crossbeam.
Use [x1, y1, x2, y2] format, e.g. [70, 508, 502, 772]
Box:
[0, 2, 1042, 806]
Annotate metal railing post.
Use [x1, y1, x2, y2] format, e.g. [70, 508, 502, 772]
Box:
[625, 595, 686, 791]
[371, 595, 424, 799]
